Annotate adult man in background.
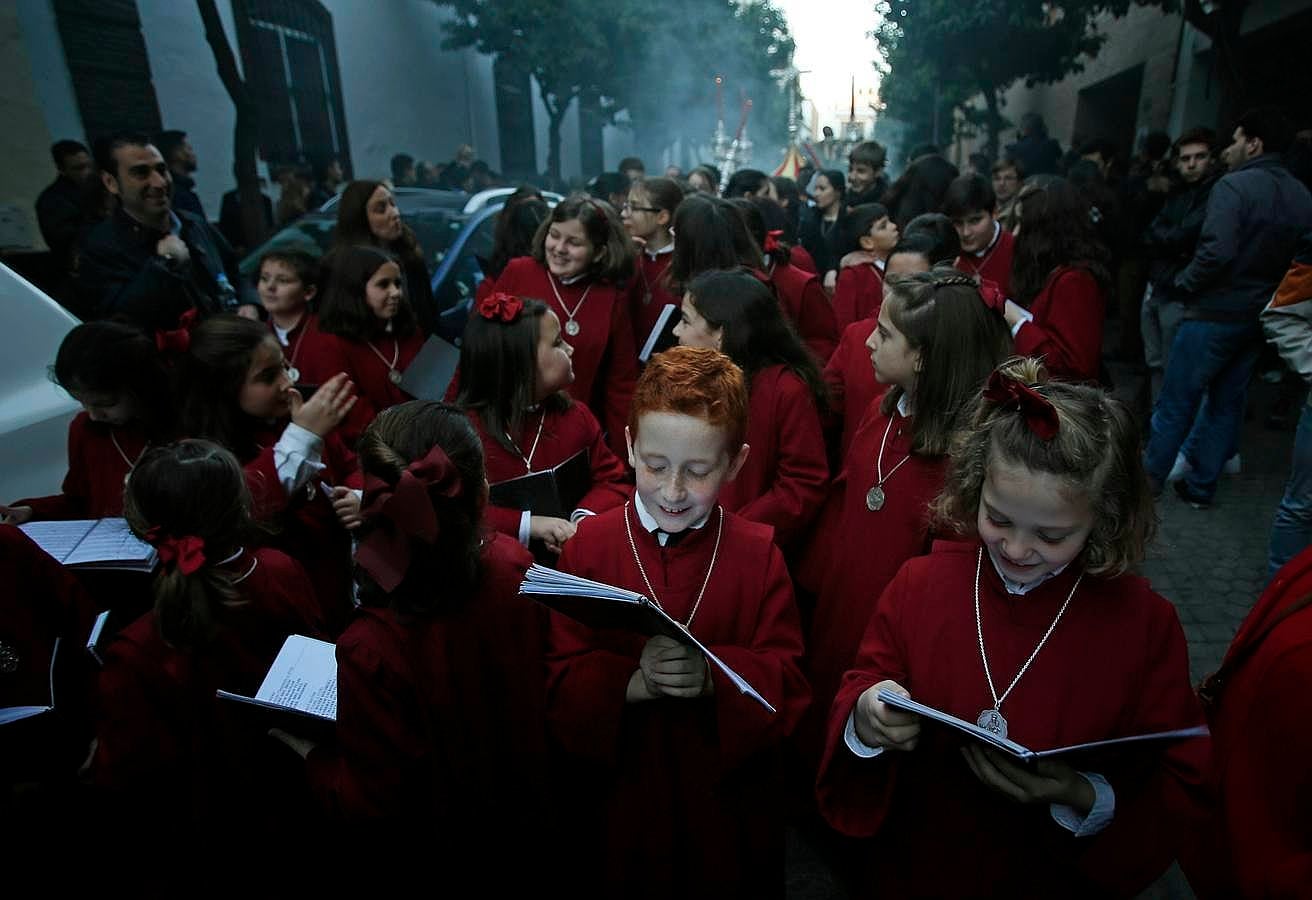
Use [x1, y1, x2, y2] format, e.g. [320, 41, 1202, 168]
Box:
[155, 130, 205, 221]
[35, 139, 97, 306]
[1146, 108, 1312, 508]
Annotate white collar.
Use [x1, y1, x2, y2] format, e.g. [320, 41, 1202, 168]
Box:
[874, 257, 886, 272]
[986, 544, 1071, 596]
[633, 493, 712, 546]
[559, 272, 589, 286]
[645, 240, 674, 259]
[896, 393, 912, 418]
[973, 221, 1002, 258]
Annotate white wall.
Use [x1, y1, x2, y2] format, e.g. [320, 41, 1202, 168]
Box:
[2, 2, 61, 248]
[15, 0, 84, 146]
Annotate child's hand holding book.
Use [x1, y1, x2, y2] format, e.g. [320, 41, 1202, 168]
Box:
[960, 746, 1095, 815]
[855, 680, 921, 751]
[637, 635, 711, 701]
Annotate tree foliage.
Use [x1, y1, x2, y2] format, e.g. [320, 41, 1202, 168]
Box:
[435, 0, 794, 178]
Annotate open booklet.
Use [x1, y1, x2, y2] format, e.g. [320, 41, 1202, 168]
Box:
[520, 565, 775, 714]
[877, 689, 1208, 763]
[217, 634, 337, 735]
[0, 637, 60, 727]
[490, 448, 592, 521]
[20, 518, 157, 571]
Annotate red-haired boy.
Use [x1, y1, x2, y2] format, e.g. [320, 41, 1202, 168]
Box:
[546, 345, 809, 897]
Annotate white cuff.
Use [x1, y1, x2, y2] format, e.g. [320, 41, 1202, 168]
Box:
[570, 508, 597, 523]
[273, 422, 326, 495]
[1050, 771, 1115, 837]
[1006, 301, 1034, 339]
[518, 510, 532, 547]
[844, 708, 885, 759]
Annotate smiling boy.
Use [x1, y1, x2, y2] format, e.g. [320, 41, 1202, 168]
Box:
[546, 345, 809, 897]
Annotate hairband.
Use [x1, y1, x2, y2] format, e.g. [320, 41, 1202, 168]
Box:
[144, 527, 207, 575]
[354, 444, 463, 592]
[155, 308, 199, 354]
[982, 369, 1060, 440]
[476, 292, 524, 323]
[763, 229, 784, 253]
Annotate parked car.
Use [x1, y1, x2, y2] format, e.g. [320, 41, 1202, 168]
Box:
[0, 264, 80, 501]
[238, 187, 561, 341]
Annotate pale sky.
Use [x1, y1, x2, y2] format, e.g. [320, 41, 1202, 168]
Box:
[774, 0, 883, 134]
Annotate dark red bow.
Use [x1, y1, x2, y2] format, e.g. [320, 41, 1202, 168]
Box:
[354, 444, 463, 592]
[476, 292, 524, 323]
[763, 229, 784, 253]
[155, 308, 199, 354]
[977, 278, 1008, 313]
[145, 528, 207, 575]
[983, 370, 1060, 440]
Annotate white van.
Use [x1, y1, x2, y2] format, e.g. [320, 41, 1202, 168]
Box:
[0, 263, 79, 504]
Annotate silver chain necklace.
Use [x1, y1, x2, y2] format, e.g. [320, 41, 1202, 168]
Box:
[547, 272, 593, 337]
[866, 411, 913, 511]
[973, 546, 1081, 739]
[622, 502, 723, 630]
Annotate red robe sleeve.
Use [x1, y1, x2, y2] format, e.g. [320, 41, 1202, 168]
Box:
[17, 415, 91, 520]
[831, 265, 882, 333]
[576, 406, 634, 515]
[732, 372, 828, 546]
[598, 292, 639, 458]
[703, 540, 810, 772]
[790, 245, 817, 274]
[1013, 267, 1105, 382]
[794, 275, 838, 363]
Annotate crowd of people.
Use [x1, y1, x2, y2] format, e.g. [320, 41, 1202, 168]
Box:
[5, 106, 1312, 895]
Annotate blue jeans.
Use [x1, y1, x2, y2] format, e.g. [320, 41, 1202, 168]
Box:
[1268, 400, 1312, 577]
[1145, 319, 1262, 498]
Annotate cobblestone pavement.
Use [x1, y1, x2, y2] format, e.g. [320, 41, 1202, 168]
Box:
[784, 358, 1303, 900]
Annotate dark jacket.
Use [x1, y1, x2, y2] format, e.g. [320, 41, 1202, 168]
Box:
[35, 176, 89, 268]
[218, 188, 274, 254]
[77, 207, 235, 331]
[797, 205, 842, 277]
[1143, 174, 1217, 300]
[1175, 154, 1312, 319]
[1007, 134, 1062, 177]
[170, 172, 207, 222]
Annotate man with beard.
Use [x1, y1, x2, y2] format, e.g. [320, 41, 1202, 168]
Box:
[77, 132, 241, 330]
[155, 130, 205, 221]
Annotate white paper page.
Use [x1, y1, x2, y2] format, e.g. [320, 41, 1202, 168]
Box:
[639, 304, 679, 363]
[0, 706, 52, 725]
[255, 634, 337, 719]
[62, 518, 154, 566]
[19, 519, 97, 563]
[520, 564, 648, 603]
[877, 689, 1033, 757]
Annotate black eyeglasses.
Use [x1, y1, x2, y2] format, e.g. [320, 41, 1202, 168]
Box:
[622, 202, 661, 214]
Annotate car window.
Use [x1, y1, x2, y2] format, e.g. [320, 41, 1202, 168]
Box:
[434, 209, 500, 342]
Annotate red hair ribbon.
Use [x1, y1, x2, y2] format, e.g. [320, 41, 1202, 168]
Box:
[763, 229, 784, 253]
[354, 444, 463, 592]
[977, 278, 1009, 313]
[476, 291, 524, 323]
[144, 528, 207, 575]
[154, 308, 199, 354]
[982, 369, 1060, 440]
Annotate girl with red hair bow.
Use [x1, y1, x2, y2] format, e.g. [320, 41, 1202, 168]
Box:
[455, 294, 629, 559]
[92, 439, 325, 827]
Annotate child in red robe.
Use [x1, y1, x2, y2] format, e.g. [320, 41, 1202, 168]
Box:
[297, 244, 426, 445]
[945, 174, 1016, 296]
[800, 268, 1012, 758]
[491, 196, 639, 456]
[4, 322, 178, 524]
[547, 346, 809, 898]
[93, 440, 326, 826]
[621, 176, 682, 356]
[674, 269, 829, 550]
[255, 248, 320, 384]
[269, 402, 549, 884]
[733, 196, 838, 363]
[182, 315, 362, 634]
[1004, 180, 1110, 383]
[832, 203, 900, 332]
[1180, 546, 1312, 897]
[456, 292, 629, 556]
[817, 358, 1208, 898]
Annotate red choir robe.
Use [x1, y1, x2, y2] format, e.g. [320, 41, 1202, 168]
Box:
[822, 317, 887, 460]
[1014, 265, 1105, 383]
[816, 540, 1208, 899]
[790, 244, 817, 274]
[92, 548, 326, 824]
[797, 402, 945, 756]
[493, 257, 640, 457]
[768, 261, 839, 363]
[547, 503, 810, 898]
[296, 327, 425, 446]
[270, 311, 319, 381]
[0, 525, 99, 781]
[1179, 546, 1312, 898]
[468, 401, 631, 540]
[243, 423, 361, 636]
[954, 225, 1015, 297]
[14, 413, 148, 520]
[629, 247, 678, 355]
[717, 364, 828, 550]
[832, 261, 885, 333]
[304, 533, 549, 849]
